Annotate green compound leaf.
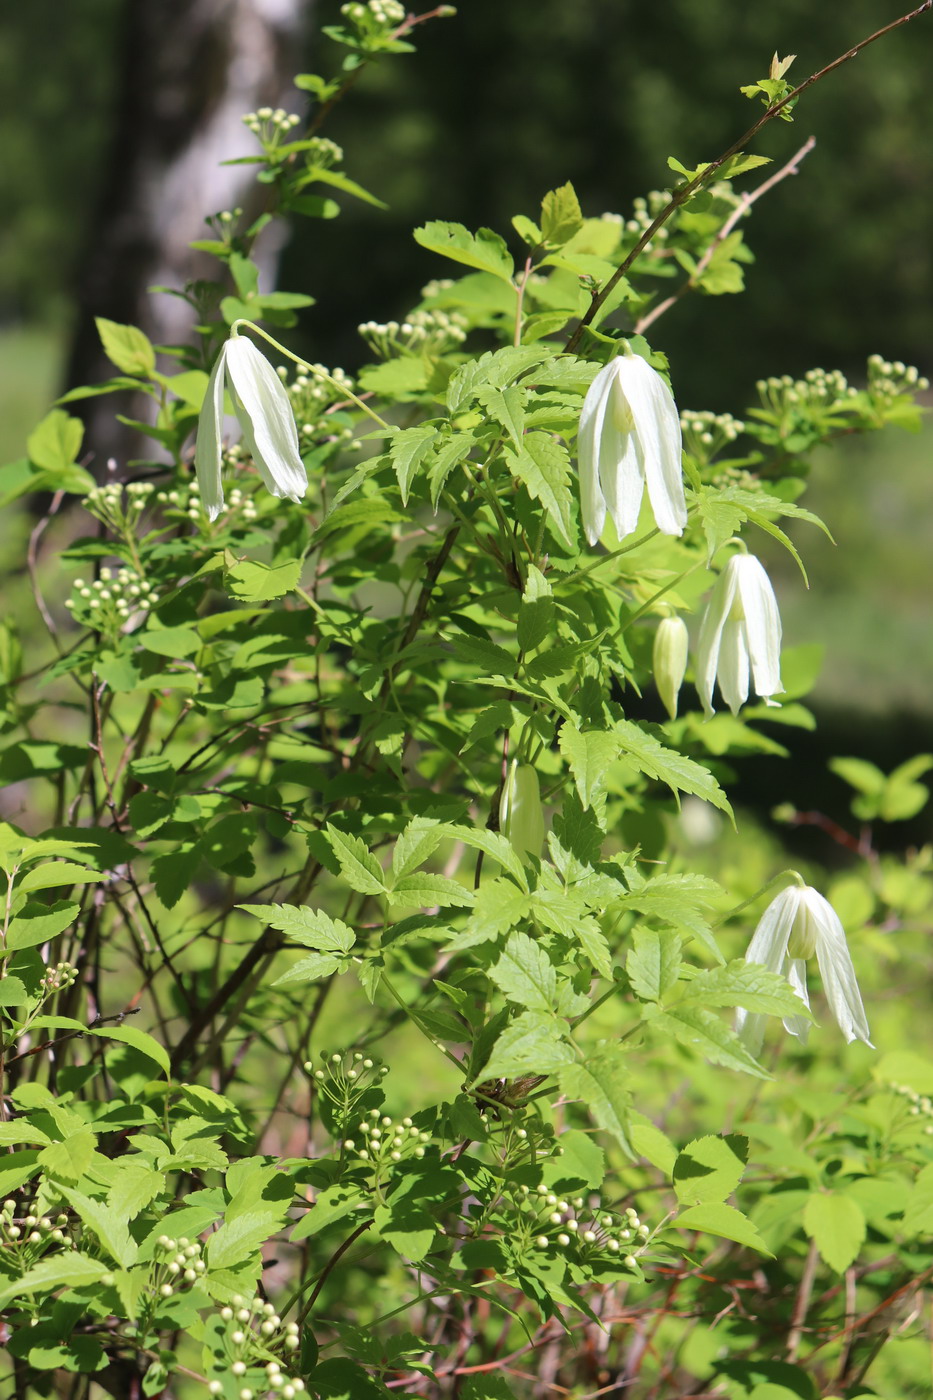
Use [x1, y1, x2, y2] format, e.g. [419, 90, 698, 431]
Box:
[480, 1011, 575, 1080]
[324, 825, 388, 897]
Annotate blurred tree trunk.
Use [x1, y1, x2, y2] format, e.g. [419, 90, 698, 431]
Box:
[64, 0, 313, 467]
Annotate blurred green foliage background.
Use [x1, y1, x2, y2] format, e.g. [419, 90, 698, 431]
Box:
[0, 0, 930, 831]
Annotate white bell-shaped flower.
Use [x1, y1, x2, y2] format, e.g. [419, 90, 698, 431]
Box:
[195, 334, 308, 521]
[696, 552, 782, 715]
[736, 883, 872, 1054]
[577, 346, 687, 547]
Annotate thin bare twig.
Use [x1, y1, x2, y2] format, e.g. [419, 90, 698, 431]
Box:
[565, 1, 933, 353]
[635, 135, 816, 336]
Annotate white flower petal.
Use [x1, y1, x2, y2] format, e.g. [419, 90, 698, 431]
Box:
[575, 351, 686, 547]
[744, 887, 799, 972]
[734, 554, 783, 700]
[620, 353, 686, 536]
[716, 619, 750, 716]
[695, 563, 739, 714]
[577, 362, 613, 545]
[194, 344, 229, 521]
[805, 888, 873, 1047]
[224, 337, 308, 504]
[783, 958, 812, 1042]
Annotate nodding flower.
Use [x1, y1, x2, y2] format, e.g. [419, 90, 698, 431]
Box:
[695, 551, 783, 716]
[194, 332, 307, 521]
[576, 345, 687, 547]
[736, 882, 872, 1054]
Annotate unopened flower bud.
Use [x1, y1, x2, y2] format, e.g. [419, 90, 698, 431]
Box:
[498, 759, 545, 861]
[653, 615, 689, 720]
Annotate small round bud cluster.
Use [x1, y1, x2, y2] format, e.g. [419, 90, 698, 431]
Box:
[621, 190, 674, 251]
[306, 1050, 390, 1137]
[352, 1110, 432, 1173]
[680, 409, 745, 465]
[890, 1082, 933, 1136]
[65, 566, 158, 638]
[1, 1197, 72, 1256]
[341, 0, 405, 26]
[278, 364, 359, 451]
[303, 137, 344, 169]
[242, 108, 302, 146]
[419, 278, 455, 301]
[358, 309, 468, 361]
[152, 1234, 206, 1300]
[522, 1189, 650, 1264]
[38, 962, 79, 998]
[755, 368, 857, 417]
[204, 207, 244, 243]
[85, 479, 157, 536]
[211, 1294, 304, 1395]
[867, 354, 929, 398]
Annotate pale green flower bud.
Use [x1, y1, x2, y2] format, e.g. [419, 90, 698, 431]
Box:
[653, 615, 689, 720]
[499, 760, 545, 861]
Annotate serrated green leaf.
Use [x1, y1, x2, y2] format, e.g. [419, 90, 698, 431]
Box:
[559, 1045, 631, 1154]
[414, 221, 514, 283]
[649, 1006, 768, 1076]
[391, 873, 474, 909]
[803, 1192, 866, 1272]
[673, 1134, 748, 1206]
[227, 558, 303, 602]
[614, 719, 734, 820]
[387, 424, 437, 505]
[0, 1252, 109, 1306]
[96, 317, 156, 376]
[6, 900, 80, 952]
[446, 825, 528, 889]
[676, 1201, 773, 1255]
[627, 928, 682, 1002]
[27, 409, 84, 473]
[38, 1129, 97, 1181]
[57, 1185, 138, 1267]
[489, 932, 558, 1011]
[238, 902, 355, 953]
[475, 385, 525, 449]
[205, 1209, 283, 1269]
[480, 1011, 574, 1080]
[680, 961, 815, 1020]
[505, 432, 576, 550]
[541, 182, 584, 246]
[518, 566, 555, 654]
[324, 825, 388, 896]
[559, 724, 619, 809]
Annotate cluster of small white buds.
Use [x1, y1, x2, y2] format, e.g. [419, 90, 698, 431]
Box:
[280, 363, 356, 441]
[419, 278, 455, 300]
[304, 137, 344, 169]
[755, 369, 857, 417]
[890, 1082, 933, 1136]
[622, 191, 673, 251]
[204, 207, 245, 242]
[351, 1110, 432, 1170]
[358, 310, 468, 360]
[524, 1188, 650, 1264]
[341, 0, 405, 25]
[1, 1199, 70, 1253]
[65, 566, 158, 636]
[680, 409, 745, 464]
[38, 962, 79, 997]
[85, 479, 156, 534]
[242, 108, 303, 143]
[210, 1296, 304, 1398]
[307, 1050, 390, 1137]
[153, 1234, 206, 1297]
[867, 354, 929, 398]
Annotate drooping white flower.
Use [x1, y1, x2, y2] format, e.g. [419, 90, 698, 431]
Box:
[194, 334, 307, 521]
[577, 346, 687, 547]
[653, 614, 689, 720]
[499, 760, 545, 862]
[695, 552, 782, 715]
[736, 883, 872, 1054]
